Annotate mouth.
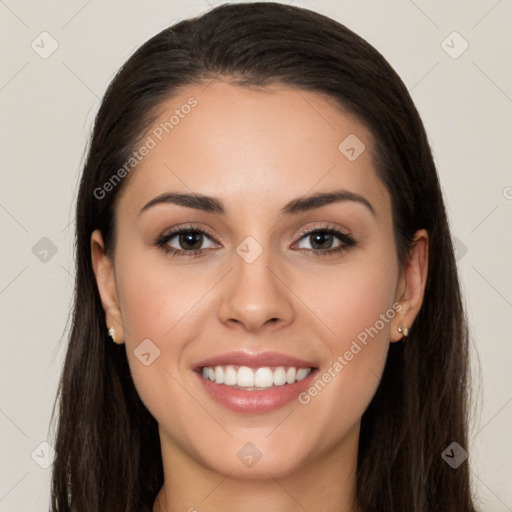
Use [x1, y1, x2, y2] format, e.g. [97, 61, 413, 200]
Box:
[192, 351, 319, 413]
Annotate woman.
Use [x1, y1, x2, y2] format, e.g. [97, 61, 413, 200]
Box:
[50, 2, 477, 511]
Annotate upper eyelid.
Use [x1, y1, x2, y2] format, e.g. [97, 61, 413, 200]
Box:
[298, 224, 351, 237]
[160, 224, 219, 243]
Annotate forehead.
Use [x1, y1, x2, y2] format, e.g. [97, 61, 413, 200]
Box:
[118, 80, 391, 219]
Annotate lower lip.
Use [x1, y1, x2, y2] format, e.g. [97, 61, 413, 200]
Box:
[194, 368, 318, 413]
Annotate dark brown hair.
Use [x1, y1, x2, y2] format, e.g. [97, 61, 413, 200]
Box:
[50, 2, 477, 510]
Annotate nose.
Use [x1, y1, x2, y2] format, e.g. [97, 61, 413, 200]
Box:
[218, 248, 295, 333]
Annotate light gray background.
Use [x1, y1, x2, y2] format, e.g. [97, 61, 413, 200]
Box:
[1, 0, 511, 510]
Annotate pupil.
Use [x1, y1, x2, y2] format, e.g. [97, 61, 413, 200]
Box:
[180, 232, 202, 250]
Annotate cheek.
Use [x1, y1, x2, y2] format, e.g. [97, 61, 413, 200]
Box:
[113, 250, 206, 408]
[308, 246, 398, 350]
[116, 250, 209, 340]
[292, 248, 398, 428]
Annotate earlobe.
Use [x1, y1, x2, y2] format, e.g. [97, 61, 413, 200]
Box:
[390, 229, 429, 342]
[90, 229, 125, 344]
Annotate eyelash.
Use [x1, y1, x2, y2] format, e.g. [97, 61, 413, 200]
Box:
[154, 223, 357, 259]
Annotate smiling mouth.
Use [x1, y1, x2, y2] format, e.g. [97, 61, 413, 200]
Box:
[197, 364, 316, 390]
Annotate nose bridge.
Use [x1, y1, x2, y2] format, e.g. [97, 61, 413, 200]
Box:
[218, 234, 294, 330]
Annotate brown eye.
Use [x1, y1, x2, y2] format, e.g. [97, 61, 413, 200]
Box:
[294, 227, 356, 257]
[176, 231, 205, 251]
[307, 231, 336, 250]
[155, 226, 218, 257]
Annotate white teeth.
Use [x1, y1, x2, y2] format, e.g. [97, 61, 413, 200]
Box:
[224, 365, 237, 385]
[286, 367, 296, 384]
[273, 366, 287, 386]
[237, 366, 254, 387]
[200, 364, 312, 389]
[214, 366, 224, 384]
[296, 368, 309, 381]
[254, 367, 274, 387]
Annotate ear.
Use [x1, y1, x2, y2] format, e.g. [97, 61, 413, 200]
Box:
[91, 229, 125, 344]
[390, 229, 429, 342]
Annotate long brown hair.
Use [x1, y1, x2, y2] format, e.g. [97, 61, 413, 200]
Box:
[50, 2, 477, 510]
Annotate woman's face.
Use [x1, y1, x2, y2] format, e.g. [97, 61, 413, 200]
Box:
[92, 80, 425, 480]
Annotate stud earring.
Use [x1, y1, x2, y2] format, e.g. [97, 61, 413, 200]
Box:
[108, 326, 119, 344]
[397, 325, 409, 337]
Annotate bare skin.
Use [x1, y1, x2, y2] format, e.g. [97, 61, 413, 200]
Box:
[91, 80, 428, 512]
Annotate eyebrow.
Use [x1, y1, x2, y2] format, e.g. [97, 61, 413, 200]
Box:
[139, 189, 376, 217]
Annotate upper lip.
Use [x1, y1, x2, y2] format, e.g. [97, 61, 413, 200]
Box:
[193, 351, 318, 370]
